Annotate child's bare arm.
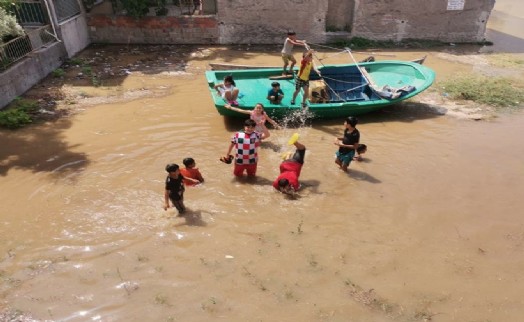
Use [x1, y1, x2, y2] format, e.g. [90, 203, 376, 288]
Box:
[265, 114, 280, 129]
[224, 104, 250, 115]
[214, 83, 224, 92]
[226, 142, 234, 157]
[196, 170, 204, 182]
[290, 39, 306, 46]
[182, 175, 200, 184]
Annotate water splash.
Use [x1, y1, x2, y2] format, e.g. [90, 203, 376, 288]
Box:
[279, 108, 315, 129]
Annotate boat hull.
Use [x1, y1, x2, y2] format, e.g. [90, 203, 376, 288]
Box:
[205, 60, 435, 119]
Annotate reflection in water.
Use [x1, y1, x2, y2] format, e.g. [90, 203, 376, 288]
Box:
[1, 2, 524, 321]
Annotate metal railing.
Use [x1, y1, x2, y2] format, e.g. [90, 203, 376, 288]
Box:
[13, 0, 49, 26]
[53, 0, 81, 22]
[1, 25, 58, 71]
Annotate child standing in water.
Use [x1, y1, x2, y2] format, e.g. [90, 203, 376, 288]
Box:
[224, 119, 270, 177]
[224, 102, 280, 138]
[180, 157, 204, 186]
[334, 116, 360, 172]
[281, 31, 307, 76]
[163, 163, 199, 215]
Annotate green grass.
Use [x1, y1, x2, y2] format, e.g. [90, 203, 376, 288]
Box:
[440, 75, 524, 108]
[68, 58, 84, 65]
[52, 68, 65, 78]
[487, 54, 524, 68]
[0, 98, 39, 129]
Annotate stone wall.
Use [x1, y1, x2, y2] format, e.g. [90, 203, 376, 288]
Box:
[85, 0, 495, 45]
[0, 43, 67, 109]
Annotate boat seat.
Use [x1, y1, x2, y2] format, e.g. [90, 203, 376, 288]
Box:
[322, 73, 369, 102]
[330, 91, 368, 102]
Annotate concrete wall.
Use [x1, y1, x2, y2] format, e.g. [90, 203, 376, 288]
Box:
[85, 0, 495, 45]
[58, 14, 91, 57]
[352, 0, 496, 42]
[0, 42, 67, 109]
[215, 0, 328, 44]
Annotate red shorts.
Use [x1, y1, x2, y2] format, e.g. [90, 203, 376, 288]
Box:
[233, 163, 257, 177]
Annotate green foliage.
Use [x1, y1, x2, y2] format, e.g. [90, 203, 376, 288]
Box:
[0, 0, 16, 11]
[82, 65, 92, 75]
[0, 109, 32, 129]
[155, 0, 167, 16]
[91, 75, 100, 87]
[120, 0, 149, 18]
[440, 75, 524, 108]
[0, 99, 38, 129]
[52, 68, 65, 77]
[1, 55, 12, 71]
[69, 57, 84, 65]
[0, 7, 24, 44]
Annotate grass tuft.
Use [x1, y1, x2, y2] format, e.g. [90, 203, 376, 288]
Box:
[440, 75, 524, 108]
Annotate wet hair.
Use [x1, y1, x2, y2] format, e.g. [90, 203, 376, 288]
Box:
[278, 178, 289, 188]
[165, 163, 179, 173]
[224, 75, 236, 86]
[244, 119, 257, 127]
[271, 82, 280, 87]
[183, 157, 195, 167]
[357, 144, 367, 153]
[287, 31, 296, 36]
[346, 116, 358, 127]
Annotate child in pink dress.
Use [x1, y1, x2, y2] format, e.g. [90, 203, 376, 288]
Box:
[224, 103, 280, 139]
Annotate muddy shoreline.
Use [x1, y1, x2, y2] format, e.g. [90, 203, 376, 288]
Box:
[13, 43, 523, 126]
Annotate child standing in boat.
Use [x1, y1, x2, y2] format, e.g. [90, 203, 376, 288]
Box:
[214, 75, 240, 106]
[281, 31, 307, 76]
[291, 50, 321, 108]
[224, 103, 280, 138]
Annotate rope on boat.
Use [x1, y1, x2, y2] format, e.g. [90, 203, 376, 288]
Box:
[306, 42, 396, 64]
[345, 48, 374, 87]
[305, 43, 325, 68]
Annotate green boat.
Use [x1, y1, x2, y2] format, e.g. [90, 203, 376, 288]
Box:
[205, 60, 436, 119]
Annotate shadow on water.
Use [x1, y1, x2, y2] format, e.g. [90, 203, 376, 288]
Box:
[313, 101, 443, 135]
[0, 119, 90, 177]
[260, 141, 282, 152]
[229, 175, 274, 186]
[346, 168, 381, 184]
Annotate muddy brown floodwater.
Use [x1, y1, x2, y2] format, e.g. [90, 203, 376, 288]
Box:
[1, 1, 524, 321]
